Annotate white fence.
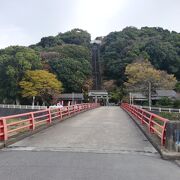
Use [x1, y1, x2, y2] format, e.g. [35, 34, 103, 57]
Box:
[0, 104, 47, 110]
[137, 105, 180, 113]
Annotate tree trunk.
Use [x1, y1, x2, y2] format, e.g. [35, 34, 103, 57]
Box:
[15, 97, 20, 105]
[42, 98, 45, 106]
[148, 81, 152, 107]
[32, 96, 35, 106]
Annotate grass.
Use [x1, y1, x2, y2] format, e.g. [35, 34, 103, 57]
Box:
[6, 118, 30, 136]
[158, 112, 180, 121]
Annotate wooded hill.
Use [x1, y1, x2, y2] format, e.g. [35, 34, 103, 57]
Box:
[0, 27, 179, 104]
[100, 27, 180, 86]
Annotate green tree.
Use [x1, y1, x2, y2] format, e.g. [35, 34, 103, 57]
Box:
[109, 89, 124, 104]
[156, 97, 174, 107]
[42, 43, 92, 93]
[31, 28, 91, 49]
[57, 28, 91, 47]
[36, 36, 63, 48]
[46, 44, 91, 60]
[0, 46, 42, 104]
[100, 26, 180, 87]
[173, 100, 180, 108]
[175, 82, 180, 92]
[48, 58, 91, 93]
[19, 70, 62, 105]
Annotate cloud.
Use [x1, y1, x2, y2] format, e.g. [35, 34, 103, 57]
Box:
[0, 0, 179, 48]
[0, 26, 33, 48]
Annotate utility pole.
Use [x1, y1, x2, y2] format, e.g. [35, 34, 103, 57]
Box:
[129, 92, 131, 104]
[148, 81, 152, 107]
[132, 95, 134, 105]
[72, 92, 74, 105]
[32, 96, 35, 107]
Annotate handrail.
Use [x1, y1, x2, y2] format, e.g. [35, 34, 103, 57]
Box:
[121, 103, 169, 146]
[0, 103, 100, 141]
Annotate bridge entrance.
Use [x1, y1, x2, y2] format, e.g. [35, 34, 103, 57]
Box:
[1, 107, 180, 180]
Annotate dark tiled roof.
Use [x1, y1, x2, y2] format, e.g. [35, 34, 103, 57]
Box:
[131, 90, 177, 100]
[155, 90, 176, 97]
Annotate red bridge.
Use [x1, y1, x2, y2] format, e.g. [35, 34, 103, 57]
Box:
[0, 103, 179, 180]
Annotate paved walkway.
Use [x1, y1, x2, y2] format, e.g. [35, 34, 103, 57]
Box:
[8, 107, 156, 154]
[0, 107, 179, 180]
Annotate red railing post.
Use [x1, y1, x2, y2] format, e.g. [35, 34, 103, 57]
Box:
[78, 105, 80, 113]
[0, 118, 8, 141]
[48, 109, 52, 124]
[161, 123, 167, 146]
[0, 119, 3, 140]
[30, 113, 35, 130]
[68, 106, 70, 116]
[140, 111, 145, 125]
[148, 115, 153, 133]
[59, 108, 62, 119]
[73, 105, 75, 114]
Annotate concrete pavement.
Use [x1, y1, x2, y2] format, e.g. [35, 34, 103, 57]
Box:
[8, 107, 156, 154]
[0, 107, 179, 180]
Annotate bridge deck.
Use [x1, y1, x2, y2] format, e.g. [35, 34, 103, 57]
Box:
[1, 107, 180, 180]
[9, 107, 156, 153]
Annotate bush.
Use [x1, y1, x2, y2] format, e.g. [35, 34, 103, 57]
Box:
[173, 100, 180, 108]
[156, 97, 173, 107]
[159, 112, 180, 121]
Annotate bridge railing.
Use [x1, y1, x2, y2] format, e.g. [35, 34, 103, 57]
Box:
[0, 103, 99, 141]
[121, 103, 169, 146]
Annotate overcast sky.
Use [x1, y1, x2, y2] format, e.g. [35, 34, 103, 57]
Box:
[0, 0, 180, 48]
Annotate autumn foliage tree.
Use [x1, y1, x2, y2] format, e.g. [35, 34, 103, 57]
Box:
[19, 70, 63, 105]
[125, 59, 177, 105]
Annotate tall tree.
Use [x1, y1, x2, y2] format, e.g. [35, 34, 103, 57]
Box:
[46, 44, 91, 60]
[36, 36, 63, 48]
[0, 46, 42, 104]
[57, 28, 91, 47]
[100, 26, 180, 87]
[124, 59, 177, 106]
[48, 57, 91, 93]
[19, 70, 62, 105]
[42, 44, 92, 93]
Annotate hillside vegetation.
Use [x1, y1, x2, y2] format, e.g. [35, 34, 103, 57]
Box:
[100, 27, 180, 87]
[0, 27, 179, 105]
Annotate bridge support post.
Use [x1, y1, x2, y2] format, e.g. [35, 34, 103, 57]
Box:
[165, 121, 180, 152]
